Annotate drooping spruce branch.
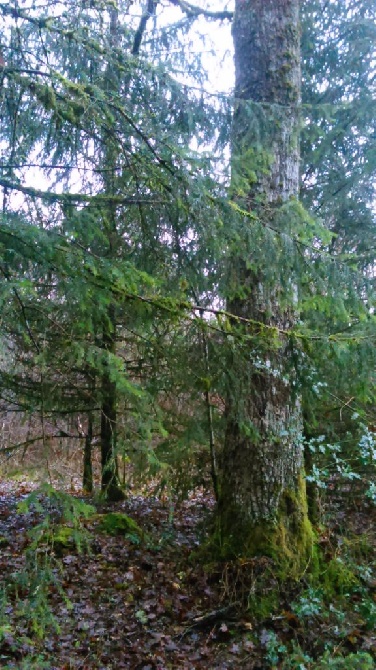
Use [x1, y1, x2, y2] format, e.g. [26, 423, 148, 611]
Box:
[169, 0, 233, 21]
[0, 178, 166, 205]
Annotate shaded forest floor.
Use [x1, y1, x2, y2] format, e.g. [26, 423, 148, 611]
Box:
[0, 474, 375, 669]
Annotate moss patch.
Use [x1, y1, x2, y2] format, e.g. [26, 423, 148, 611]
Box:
[51, 526, 75, 552]
[97, 512, 144, 542]
[320, 558, 359, 598]
[43, 525, 89, 557]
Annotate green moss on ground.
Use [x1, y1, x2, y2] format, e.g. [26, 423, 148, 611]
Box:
[320, 557, 359, 598]
[96, 512, 144, 541]
[50, 526, 76, 554]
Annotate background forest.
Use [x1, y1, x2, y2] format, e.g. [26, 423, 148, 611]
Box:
[0, 0, 375, 668]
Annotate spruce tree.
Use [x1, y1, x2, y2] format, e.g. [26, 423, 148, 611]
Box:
[0, 0, 229, 495]
[215, 0, 313, 570]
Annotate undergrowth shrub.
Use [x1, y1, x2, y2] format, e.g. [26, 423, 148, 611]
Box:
[0, 485, 95, 643]
[305, 422, 376, 504]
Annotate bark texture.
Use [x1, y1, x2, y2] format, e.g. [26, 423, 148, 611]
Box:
[218, 0, 312, 569]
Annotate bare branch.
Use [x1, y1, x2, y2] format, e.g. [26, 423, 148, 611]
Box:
[132, 0, 158, 55]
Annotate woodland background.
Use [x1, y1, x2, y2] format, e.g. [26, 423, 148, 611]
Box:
[0, 0, 375, 668]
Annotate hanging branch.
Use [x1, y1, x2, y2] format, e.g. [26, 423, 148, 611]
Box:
[0, 177, 166, 205]
[169, 0, 233, 20]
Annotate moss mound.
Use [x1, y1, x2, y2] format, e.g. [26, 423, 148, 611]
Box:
[50, 526, 76, 554]
[97, 512, 143, 540]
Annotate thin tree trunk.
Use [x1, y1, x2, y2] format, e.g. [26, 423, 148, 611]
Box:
[218, 0, 313, 573]
[202, 330, 219, 501]
[100, 304, 124, 500]
[99, 7, 124, 502]
[83, 410, 93, 494]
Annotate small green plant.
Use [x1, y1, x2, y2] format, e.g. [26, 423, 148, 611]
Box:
[266, 643, 373, 670]
[280, 641, 313, 669]
[17, 484, 95, 556]
[313, 651, 374, 669]
[260, 629, 287, 667]
[291, 587, 323, 619]
[9, 556, 69, 638]
[355, 595, 376, 631]
[0, 485, 94, 640]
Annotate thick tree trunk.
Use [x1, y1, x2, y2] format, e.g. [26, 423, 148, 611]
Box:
[218, 0, 312, 572]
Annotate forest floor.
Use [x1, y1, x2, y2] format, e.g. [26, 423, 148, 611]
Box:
[0, 474, 375, 669]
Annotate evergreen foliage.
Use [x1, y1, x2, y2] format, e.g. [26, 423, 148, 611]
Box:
[0, 0, 375, 666]
[0, 0, 374, 504]
[0, 0, 230, 494]
[300, 0, 376, 488]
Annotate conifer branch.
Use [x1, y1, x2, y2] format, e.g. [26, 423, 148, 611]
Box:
[96, 282, 374, 344]
[0, 5, 106, 54]
[169, 0, 233, 21]
[0, 178, 166, 206]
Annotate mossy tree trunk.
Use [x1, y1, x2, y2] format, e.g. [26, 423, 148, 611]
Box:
[218, 0, 313, 572]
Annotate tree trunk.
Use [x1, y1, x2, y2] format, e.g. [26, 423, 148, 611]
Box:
[99, 7, 124, 502]
[82, 410, 93, 494]
[218, 0, 313, 573]
[100, 304, 124, 501]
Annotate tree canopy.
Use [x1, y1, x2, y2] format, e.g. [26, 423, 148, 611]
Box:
[0, 1, 376, 667]
[0, 0, 375, 506]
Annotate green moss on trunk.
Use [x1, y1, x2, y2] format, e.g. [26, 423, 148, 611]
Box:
[216, 475, 315, 580]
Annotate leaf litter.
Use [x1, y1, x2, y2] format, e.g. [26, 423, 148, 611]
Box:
[0, 478, 375, 669]
[0, 481, 253, 669]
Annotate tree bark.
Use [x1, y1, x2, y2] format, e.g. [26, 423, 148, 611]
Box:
[82, 410, 93, 494]
[218, 0, 313, 572]
[100, 304, 124, 501]
[99, 7, 124, 502]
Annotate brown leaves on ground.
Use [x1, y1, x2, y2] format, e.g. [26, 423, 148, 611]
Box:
[0, 479, 375, 668]
[0, 483, 258, 669]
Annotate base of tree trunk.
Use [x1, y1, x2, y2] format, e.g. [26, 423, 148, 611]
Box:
[216, 475, 315, 580]
[101, 480, 126, 502]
